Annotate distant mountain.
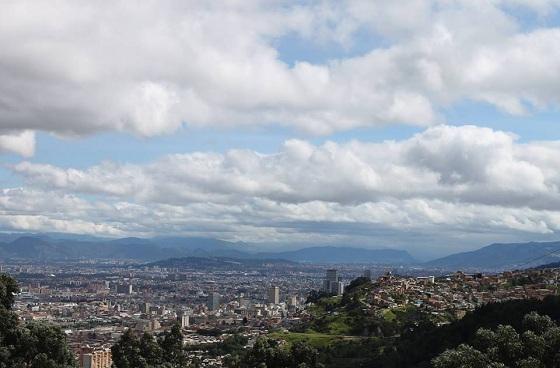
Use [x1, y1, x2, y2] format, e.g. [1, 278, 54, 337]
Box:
[426, 241, 560, 270]
[535, 261, 560, 269]
[1, 237, 66, 260]
[258, 246, 415, 264]
[145, 256, 297, 269]
[0, 234, 415, 265]
[0, 236, 247, 262]
[152, 236, 243, 250]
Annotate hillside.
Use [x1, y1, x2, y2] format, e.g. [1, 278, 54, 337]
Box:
[426, 241, 560, 270]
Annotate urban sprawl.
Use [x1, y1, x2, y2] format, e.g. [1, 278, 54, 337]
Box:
[2, 261, 558, 367]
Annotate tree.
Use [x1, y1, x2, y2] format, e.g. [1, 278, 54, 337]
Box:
[159, 324, 188, 367]
[140, 332, 163, 366]
[0, 274, 76, 368]
[432, 312, 560, 368]
[111, 329, 145, 368]
[344, 277, 370, 294]
[228, 337, 322, 368]
[290, 341, 318, 368]
[523, 312, 555, 335]
[432, 344, 503, 368]
[112, 325, 192, 368]
[0, 274, 18, 310]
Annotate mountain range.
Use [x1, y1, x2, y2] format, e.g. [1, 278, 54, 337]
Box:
[2, 233, 560, 270]
[426, 241, 560, 270]
[0, 234, 415, 264]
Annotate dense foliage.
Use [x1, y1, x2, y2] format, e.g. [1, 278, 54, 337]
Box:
[112, 324, 194, 368]
[224, 337, 321, 368]
[0, 273, 77, 368]
[379, 295, 560, 368]
[433, 312, 560, 368]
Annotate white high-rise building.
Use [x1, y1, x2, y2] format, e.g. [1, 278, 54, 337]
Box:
[177, 313, 190, 328]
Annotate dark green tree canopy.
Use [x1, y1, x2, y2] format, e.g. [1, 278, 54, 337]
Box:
[433, 312, 560, 368]
[112, 324, 190, 368]
[0, 274, 18, 310]
[0, 274, 76, 368]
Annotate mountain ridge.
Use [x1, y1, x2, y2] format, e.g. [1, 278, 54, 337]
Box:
[426, 241, 560, 270]
[0, 234, 414, 264]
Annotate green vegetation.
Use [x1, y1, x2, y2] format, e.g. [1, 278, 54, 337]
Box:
[296, 279, 431, 338]
[0, 273, 77, 368]
[207, 334, 249, 356]
[433, 312, 560, 368]
[269, 331, 347, 348]
[377, 295, 560, 368]
[267, 277, 560, 368]
[112, 325, 198, 368]
[224, 337, 321, 368]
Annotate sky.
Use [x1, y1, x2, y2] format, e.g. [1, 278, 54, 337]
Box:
[3, 1, 560, 258]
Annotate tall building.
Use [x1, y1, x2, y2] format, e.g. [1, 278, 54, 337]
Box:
[288, 295, 298, 307]
[177, 312, 190, 328]
[267, 286, 280, 304]
[363, 269, 372, 279]
[115, 284, 132, 295]
[207, 292, 221, 311]
[323, 269, 344, 295]
[140, 302, 151, 314]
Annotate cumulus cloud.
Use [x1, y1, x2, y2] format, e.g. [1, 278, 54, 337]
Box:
[0, 131, 35, 157]
[2, 1, 560, 155]
[7, 125, 560, 248]
[12, 125, 560, 210]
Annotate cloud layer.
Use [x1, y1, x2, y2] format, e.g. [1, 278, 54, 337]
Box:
[5, 125, 560, 254]
[2, 1, 560, 154]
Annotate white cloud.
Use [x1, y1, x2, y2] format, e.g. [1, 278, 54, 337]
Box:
[1, 1, 560, 155]
[7, 124, 560, 248]
[0, 131, 35, 157]
[12, 125, 560, 210]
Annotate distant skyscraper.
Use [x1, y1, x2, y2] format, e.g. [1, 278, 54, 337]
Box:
[288, 295, 298, 307]
[116, 284, 132, 295]
[323, 269, 344, 295]
[363, 270, 372, 279]
[267, 286, 280, 304]
[207, 292, 221, 311]
[177, 313, 190, 328]
[140, 302, 151, 314]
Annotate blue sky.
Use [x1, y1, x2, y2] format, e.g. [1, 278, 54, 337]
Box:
[2, 1, 560, 258]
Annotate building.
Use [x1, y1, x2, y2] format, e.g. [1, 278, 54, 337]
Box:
[149, 319, 161, 331]
[323, 269, 344, 295]
[363, 270, 372, 279]
[267, 286, 280, 304]
[140, 302, 150, 314]
[207, 292, 221, 311]
[80, 348, 112, 368]
[115, 284, 132, 295]
[288, 295, 298, 307]
[178, 312, 190, 328]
